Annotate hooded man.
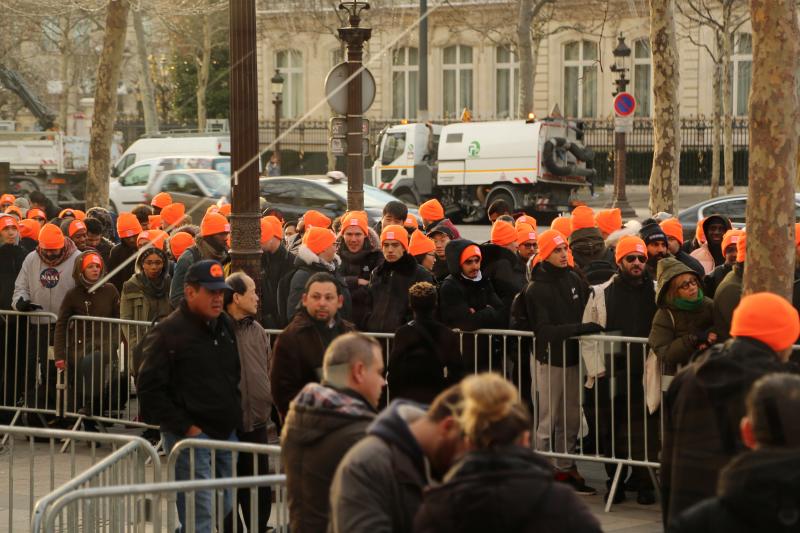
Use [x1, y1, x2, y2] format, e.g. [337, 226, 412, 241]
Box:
[661, 292, 800, 527]
[418, 198, 461, 238]
[279, 226, 352, 326]
[580, 236, 659, 504]
[169, 213, 230, 307]
[639, 219, 672, 279]
[479, 220, 527, 314]
[282, 333, 383, 533]
[272, 272, 356, 419]
[328, 385, 466, 533]
[438, 239, 506, 372]
[690, 215, 733, 275]
[107, 213, 143, 292]
[524, 230, 602, 494]
[53, 251, 120, 422]
[337, 212, 383, 329]
[704, 229, 744, 298]
[364, 225, 433, 332]
[712, 233, 746, 342]
[660, 218, 705, 278]
[671, 373, 800, 532]
[13, 223, 80, 407]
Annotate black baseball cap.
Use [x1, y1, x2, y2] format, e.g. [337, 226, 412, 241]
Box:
[427, 222, 454, 239]
[185, 260, 231, 290]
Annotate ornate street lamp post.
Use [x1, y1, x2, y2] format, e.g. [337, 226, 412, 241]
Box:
[271, 69, 284, 173]
[608, 34, 637, 218]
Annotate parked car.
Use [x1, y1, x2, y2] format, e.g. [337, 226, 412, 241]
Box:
[144, 169, 230, 224]
[677, 193, 800, 242]
[259, 174, 419, 225]
[109, 155, 230, 213]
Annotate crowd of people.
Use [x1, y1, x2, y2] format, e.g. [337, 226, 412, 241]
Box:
[0, 188, 799, 532]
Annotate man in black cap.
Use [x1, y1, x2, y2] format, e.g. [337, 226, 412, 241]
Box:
[639, 219, 671, 279]
[427, 223, 454, 283]
[137, 259, 242, 533]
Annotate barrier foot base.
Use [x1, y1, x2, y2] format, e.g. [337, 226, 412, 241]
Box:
[604, 463, 623, 513]
[59, 415, 84, 453]
[647, 466, 662, 503]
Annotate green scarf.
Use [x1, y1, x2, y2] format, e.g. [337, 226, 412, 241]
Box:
[674, 289, 705, 311]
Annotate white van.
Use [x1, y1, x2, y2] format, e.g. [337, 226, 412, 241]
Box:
[108, 155, 231, 212]
[111, 135, 230, 177]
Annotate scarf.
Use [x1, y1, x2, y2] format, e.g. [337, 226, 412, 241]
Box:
[37, 238, 77, 267]
[674, 288, 705, 311]
[136, 271, 169, 299]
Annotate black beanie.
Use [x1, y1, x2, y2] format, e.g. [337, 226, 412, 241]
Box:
[639, 220, 668, 245]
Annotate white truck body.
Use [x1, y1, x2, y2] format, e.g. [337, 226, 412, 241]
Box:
[371, 117, 594, 221]
[112, 135, 231, 177]
[0, 131, 123, 174]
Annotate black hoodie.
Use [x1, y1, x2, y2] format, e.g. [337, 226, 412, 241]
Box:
[700, 215, 733, 268]
[479, 242, 526, 313]
[670, 449, 800, 533]
[364, 252, 432, 332]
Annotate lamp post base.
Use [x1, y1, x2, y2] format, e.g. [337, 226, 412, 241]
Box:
[607, 197, 638, 219]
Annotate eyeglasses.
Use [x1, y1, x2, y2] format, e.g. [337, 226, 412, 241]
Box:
[143, 260, 164, 267]
[519, 242, 537, 249]
[624, 255, 647, 264]
[676, 278, 699, 291]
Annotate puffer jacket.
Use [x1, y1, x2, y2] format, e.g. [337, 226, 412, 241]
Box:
[364, 253, 433, 332]
[669, 448, 800, 533]
[53, 250, 120, 364]
[13, 240, 80, 323]
[414, 446, 602, 533]
[282, 245, 352, 324]
[281, 383, 375, 533]
[234, 316, 273, 432]
[120, 250, 172, 348]
[660, 337, 796, 526]
[649, 258, 714, 375]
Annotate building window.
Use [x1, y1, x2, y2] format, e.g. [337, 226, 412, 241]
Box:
[496, 45, 519, 118]
[563, 40, 598, 118]
[732, 33, 752, 116]
[392, 47, 419, 119]
[632, 38, 651, 117]
[442, 45, 473, 118]
[275, 49, 303, 119]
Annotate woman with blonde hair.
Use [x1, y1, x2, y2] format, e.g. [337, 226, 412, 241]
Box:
[414, 373, 601, 533]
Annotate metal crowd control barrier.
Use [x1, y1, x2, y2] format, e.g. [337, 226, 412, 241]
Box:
[0, 425, 159, 533]
[40, 475, 287, 533]
[0, 310, 62, 434]
[166, 438, 286, 533]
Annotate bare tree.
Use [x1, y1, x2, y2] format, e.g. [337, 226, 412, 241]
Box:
[742, 0, 799, 298]
[648, 0, 681, 214]
[132, 9, 159, 133]
[676, 0, 749, 196]
[517, 0, 556, 118]
[85, 0, 130, 208]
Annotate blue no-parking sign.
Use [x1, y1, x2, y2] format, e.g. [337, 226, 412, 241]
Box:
[613, 92, 636, 117]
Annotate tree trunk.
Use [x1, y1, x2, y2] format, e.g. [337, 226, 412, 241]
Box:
[516, 0, 534, 118]
[648, 0, 681, 214]
[58, 53, 70, 133]
[711, 39, 722, 198]
[742, 0, 800, 298]
[85, 0, 130, 209]
[133, 10, 159, 134]
[721, 32, 735, 194]
[196, 13, 212, 132]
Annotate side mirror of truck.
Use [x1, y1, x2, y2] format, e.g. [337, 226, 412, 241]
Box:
[110, 166, 119, 178]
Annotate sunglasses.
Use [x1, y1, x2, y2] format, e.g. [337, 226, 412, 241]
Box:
[519, 242, 537, 249]
[624, 255, 647, 264]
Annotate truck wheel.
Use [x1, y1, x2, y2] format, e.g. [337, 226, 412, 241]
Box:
[486, 191, 515, 219]
[396, 191, 417, 206]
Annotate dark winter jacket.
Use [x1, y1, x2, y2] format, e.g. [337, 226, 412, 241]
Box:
[107, 241, 139, 293]
[19, 236, 37, 254]
[281, 245, 352, 325]
[282, 382, 376, 533]
[53, 250, 121, 364]
[337, 231, 383, 329]
[91, 237, 114, 266]
[260, 243, 295, 328]
[703, 262, 733, 299]
[234, 316, 272, 432]
[524, 261, 591, 367]
[479, 243, 527, 312]
[388, 316, 464, 404]
[329, 401, 429, 533]
[661, 337, 796, 526]
[365, 253, 433, 332]
[712, 264, 743, 342]
[136, 301, 242, 439]
[0, 242, 28, 310]
[169, 236, 228, 307]
[414, 446, 603, 533]
[649, 258, 714, 375]
[271, 309, 355, 420]
[432, 256, 449, 283]
[669, 448, 800, 533]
